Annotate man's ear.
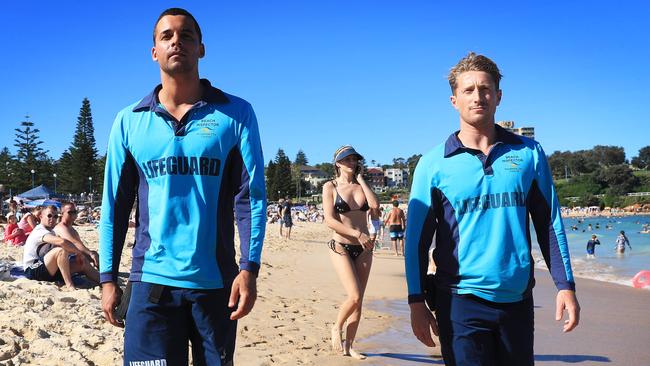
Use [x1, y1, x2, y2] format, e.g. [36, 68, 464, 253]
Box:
[496, 89, 502, 106]
[199, 43, 205, 59]
[450, 94, 459, 111]
[152, 46, 158, 62]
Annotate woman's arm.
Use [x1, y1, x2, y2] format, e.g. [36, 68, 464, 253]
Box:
[27, 215, 37, 228]
[357, 171, 380, 210]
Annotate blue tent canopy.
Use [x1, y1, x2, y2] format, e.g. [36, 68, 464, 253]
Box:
[24, 199, 62, 209]
[17, 185, 59, 199]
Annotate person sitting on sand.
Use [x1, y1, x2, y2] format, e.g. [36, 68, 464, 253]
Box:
[22, 205, 99, 290]
[3, 214, 27, 246]
[323, 145, 379, 360]
[615, 230, 631, 254]
[54, 202, 100, 272]
[18, 206, 42, 235]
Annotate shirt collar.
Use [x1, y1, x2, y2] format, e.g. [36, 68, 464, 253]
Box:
[132, 79, 229, 112]
[443, 124, 523, 158]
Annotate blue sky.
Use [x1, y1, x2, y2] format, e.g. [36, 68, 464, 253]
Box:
[2, 1, 649, 167]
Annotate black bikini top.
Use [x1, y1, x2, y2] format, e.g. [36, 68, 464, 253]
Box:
[332, 181, 369, 213]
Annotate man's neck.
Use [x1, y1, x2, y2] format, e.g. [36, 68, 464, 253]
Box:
[457, 119, 497, 155]
[158, 72, 203, 108]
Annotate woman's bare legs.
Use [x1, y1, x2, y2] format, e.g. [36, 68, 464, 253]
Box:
[328, 246, 373, 358]
[344, 250, 372, 359]
[329, 248, 359, 352]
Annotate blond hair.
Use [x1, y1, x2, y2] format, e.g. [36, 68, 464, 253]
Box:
[448, 52, 502, 94]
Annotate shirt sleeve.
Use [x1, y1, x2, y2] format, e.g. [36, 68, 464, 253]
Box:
[527, 143, 575, 291]
[233, 103, 266, 276]
[404, 155, 438, 303]
[99, 112, 138, 284]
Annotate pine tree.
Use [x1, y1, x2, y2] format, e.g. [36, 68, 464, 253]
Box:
[273, 149, 293, 198]
[0, 147, 17, 197]
[13, 116, 49, 192]
[266, 160, 277, 201]
[59, 98, 99, 193]
[294, 149, 308, 166]
[292, 150, 309, 199]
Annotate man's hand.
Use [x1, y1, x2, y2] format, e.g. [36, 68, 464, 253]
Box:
[101, 282, 124, 328]
[89, 250, 99, 268]
[556, 289, 580, 332]
[229, 270, 257, 320]
[409, 302, 439, 347]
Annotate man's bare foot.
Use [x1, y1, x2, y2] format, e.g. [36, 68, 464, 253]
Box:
[331, 326, 343, 353]
[346, 348, 367, 360]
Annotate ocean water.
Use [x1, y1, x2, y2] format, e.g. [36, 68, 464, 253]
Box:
[531, 215, 650, 286]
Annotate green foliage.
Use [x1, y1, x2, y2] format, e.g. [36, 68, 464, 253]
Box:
[292, 150, 309, 198]
[314, 163, 334, 178]
[594, 164, 638, 196]
[294, 149, 308, 166]
[631, 146, 650, 169]
[555, 174, 602, 198]
[548, 145, 627, 181]
[406, 154, 422, 189]
[265, 160, 277, 201]
[58, 98, 99, 194]
[273, 149, 293, 198]
[13, 117, 50, 192]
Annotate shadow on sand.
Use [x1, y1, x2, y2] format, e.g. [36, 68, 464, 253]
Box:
[365, 352, 444, 364]
[535, 354, 610, 363]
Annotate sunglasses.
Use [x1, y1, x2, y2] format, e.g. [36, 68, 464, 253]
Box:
[66, 210, 78, 215]
[46, 213, 60, 218]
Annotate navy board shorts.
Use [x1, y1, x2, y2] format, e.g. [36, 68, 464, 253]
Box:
[435, 290, 534, 366]
[124, 281, 237, 366]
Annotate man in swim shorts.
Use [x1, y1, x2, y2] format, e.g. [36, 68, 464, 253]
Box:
[385, 200, 406, 255]
[99, 8, 266, 365]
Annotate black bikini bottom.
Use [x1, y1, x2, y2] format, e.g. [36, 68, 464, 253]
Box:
[328, 239, 367, 261]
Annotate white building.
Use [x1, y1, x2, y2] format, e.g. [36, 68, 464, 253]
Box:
[299, 165, 329, 193]
[385, 168, 408, 188]
[497, 121, 535, 139]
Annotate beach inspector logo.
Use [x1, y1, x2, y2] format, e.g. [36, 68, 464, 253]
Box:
[502, 154, 524, 173]
[197, 119, 220, 137]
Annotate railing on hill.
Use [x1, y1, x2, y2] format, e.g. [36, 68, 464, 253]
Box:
[627, 192, 650, 197]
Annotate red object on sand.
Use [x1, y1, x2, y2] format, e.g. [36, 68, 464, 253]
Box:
[632, 271, 650, 289]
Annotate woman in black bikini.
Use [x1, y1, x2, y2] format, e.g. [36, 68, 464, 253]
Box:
[322, 145, 379, 359]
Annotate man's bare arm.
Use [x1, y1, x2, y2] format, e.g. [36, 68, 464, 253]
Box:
[53, 225, 98, 266]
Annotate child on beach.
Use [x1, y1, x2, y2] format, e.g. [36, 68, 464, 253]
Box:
[3, 214, 26, 246]
[586, 234, 600, 258]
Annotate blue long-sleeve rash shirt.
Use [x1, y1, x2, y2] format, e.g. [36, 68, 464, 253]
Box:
[99, 80, 266, 289]
[405, 125, 574, 304]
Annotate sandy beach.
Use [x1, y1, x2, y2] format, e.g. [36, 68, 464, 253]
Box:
[1, 221, 649, 365]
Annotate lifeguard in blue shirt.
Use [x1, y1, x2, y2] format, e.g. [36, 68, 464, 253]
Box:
[98, 8, 266, 366]
[405, 52, 580, 366]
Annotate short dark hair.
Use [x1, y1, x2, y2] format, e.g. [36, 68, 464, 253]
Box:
[153, 8, 202, 44]
[448, 52, 502, 94]
[392, 200, 399, 207]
